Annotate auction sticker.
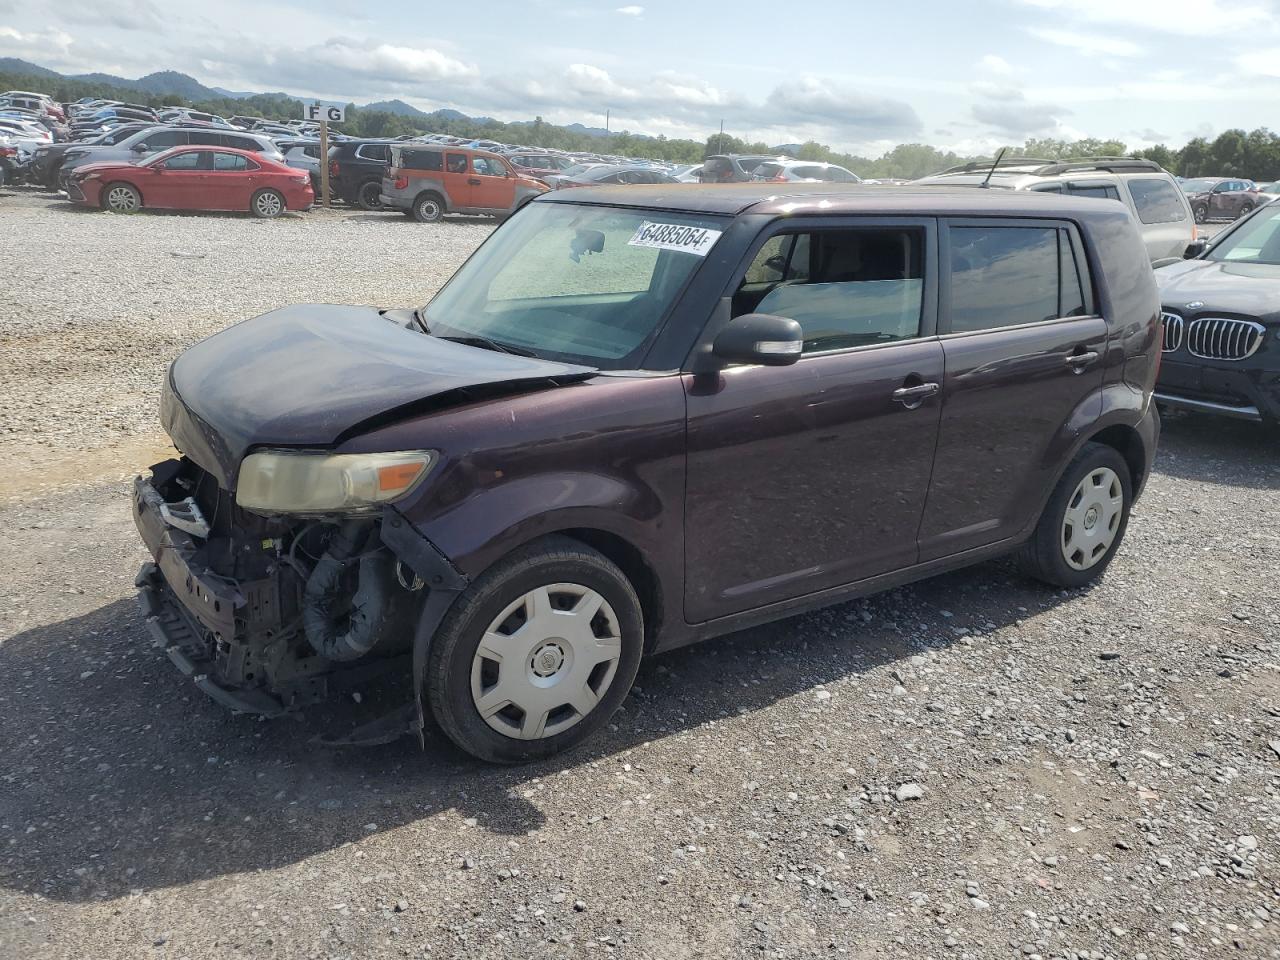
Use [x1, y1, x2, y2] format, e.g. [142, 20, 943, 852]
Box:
[628, 221, 722, 257]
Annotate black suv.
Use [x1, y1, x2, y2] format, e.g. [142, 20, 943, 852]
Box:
[1154, 202, 1280, 425]
[328, 139, 396, 209]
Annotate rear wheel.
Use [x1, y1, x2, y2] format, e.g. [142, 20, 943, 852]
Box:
[1237, 202, 1254, 219]
[102, 182, 141, 213]
[426, 536, 644, 764]
[1017, 443, 1132, 589]
[412, 193, 444, 223]
[357, 180, 383, 211]
[1193, 203, 1208, 224]
[250, 188, 285, 219]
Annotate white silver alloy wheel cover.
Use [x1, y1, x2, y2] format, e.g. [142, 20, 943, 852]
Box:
[255, 191, 282, 216]
[470, 583, 623, 740]
[107, 186, 138, 211]
[419, 198, 441, 219]
[1061, 467, 1124, 570]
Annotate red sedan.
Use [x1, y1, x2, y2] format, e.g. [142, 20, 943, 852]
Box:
[68, 145, 314, 218]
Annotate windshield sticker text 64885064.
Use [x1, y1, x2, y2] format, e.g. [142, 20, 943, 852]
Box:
[628, 221, 723, 257]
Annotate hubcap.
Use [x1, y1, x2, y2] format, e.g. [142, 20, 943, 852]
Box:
[108, 187, 136, 211]
[470, 583, 622, 740]
[257, 193, 281, 215]
[420, 200, 439, 219]
[1061, 467, 1124, 571]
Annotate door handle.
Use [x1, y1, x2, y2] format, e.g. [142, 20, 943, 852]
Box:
[1066, 350, 1099, 371]
[468, 177, 482, 185]
[891, 382, 940, 405]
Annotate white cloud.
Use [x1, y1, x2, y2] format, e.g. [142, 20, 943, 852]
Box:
[1237, 47, 1280, 77]
[977, 54, 1014, 75]
[310, 40, 476, 81]
[1027, 28, 1140, 57]
[1016, 0, 1269, 36]
[615, 5, 645, 15]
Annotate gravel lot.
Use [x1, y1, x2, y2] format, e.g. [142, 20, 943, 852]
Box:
[0, 188, 1277, 960]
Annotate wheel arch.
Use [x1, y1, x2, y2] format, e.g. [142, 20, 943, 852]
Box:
[414, 188, 448, 213]
[1084, 422, 1148, 494]
[555, 527, 664, 653]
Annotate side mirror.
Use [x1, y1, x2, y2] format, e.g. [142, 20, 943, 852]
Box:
[712, 313, 803, 366]
[1184, 239, 1208, 259]
[131, 142, 148, 153]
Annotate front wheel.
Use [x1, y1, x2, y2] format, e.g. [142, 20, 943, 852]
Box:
[250, 188, 285, 219]
[1193, 203, 1208, 224]
[426, 536, 644, 763]
[1017, 442, 1133, 589]
[102, 182, 141, 213]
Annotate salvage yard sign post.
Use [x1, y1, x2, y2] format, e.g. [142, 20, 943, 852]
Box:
[303, 100, 345, 209]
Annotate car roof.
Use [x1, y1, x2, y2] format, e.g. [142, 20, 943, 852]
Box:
[539, 182, 1136, 219]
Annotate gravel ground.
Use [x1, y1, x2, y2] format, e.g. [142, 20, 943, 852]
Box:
[0, 188, 1277, 960]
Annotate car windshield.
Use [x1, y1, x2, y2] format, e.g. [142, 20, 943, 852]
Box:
[1180, 178, 1217, 193]
[1206, 206, 1280, 264]
[423, 202, 726, 368]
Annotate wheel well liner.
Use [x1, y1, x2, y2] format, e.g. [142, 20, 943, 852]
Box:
[1085, 424, 1147, 491]
[558, 528, 663, 653]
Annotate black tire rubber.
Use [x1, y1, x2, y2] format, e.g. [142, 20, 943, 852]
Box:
[411, 192, 445, 223]
[1016, 442, 1133, 589]
[426, 535, 644, 764]
[250, 188, 286, 219]
[1237, 202, 1254, 219]
[1193, 203, 1208, 224]
[357, 180, 383, 210]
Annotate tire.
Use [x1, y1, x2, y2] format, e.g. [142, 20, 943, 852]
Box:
[101, 182, 141, 213]
[411, 192, 444, 223]
[357, 180, 383, 211]
[250, 188, 285, 219]
[426, 536, 644, 764]
[1193, 203, 1208, 224]
[1237, 202, 1254, 219]
[1017, 442, 1133, 589]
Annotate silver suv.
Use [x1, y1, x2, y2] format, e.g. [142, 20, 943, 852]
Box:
[914, 157, 1195, 265]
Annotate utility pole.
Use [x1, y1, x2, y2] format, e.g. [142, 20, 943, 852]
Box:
[718, 119, 724, 153]
[606, 109, 610, 134]
[318, 118, 330, 209]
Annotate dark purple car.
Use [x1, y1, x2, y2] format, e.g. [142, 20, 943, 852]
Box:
[133, 184, 1162, 763]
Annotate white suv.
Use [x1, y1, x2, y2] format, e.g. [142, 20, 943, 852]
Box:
[914, 157, 1195, 265]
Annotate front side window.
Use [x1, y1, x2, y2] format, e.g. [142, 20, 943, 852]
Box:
[160, 151, 203, 170]
[947, 225, 1087, 333]
[424, 203, 725, 368]
[141, 130, 184, 149]
[472, 156, 506, 177]
[1128, 178, 1187, 224]
[734, 228, 924, 353]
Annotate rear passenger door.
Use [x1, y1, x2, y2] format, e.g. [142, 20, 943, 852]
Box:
[918, 219, 1106, 561]
[684, 219, 944, 621]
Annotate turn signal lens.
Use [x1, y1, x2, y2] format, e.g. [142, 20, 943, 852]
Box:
[236, 450, 437, 515]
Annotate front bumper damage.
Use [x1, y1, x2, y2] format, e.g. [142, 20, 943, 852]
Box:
[132, 458, 467, 743]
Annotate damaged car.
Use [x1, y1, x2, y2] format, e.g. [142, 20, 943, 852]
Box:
[134, 184, 1161, 763]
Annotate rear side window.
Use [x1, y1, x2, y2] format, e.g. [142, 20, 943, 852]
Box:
[1128, 178, 1187, 224]
[1068, 184, 1121, 201]
[755, 163, 782, 179]
[735, 228, 924, 353]
[402, 149, 443, 171]
[947, 225, 1088, 333]
[356, 143, 390, 162]
[223, 135, 264, 153]
[212, 152, 251, 171]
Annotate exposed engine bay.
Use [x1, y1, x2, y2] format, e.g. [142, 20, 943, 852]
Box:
[133, 457, 433, 718]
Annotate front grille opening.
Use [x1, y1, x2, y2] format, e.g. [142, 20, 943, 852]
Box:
[1186, 317, 1265, 361]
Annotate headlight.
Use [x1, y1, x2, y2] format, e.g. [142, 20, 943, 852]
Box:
[235, 450, 438, 515]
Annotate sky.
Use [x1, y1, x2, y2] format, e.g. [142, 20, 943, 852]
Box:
[1, 0, 1276, 156]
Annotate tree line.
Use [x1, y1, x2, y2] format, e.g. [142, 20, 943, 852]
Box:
[9, 65, 1280, 181]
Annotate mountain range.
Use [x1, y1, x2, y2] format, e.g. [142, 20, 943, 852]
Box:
[0, 59, 617, 138]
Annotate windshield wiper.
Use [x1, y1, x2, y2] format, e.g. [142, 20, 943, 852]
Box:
[435, 333, 539, 358]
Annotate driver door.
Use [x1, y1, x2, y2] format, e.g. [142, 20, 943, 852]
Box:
[148, 150, 208, 208]
[471, 155, 516, 212]
[683, 219, 944, 622]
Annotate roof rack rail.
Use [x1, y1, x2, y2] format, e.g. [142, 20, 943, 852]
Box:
[1030, 157, 1164, 176]
[937, 156, 1055, 175]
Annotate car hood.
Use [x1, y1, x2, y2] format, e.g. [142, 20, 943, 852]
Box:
[163, 304, 596, 489]
[1155, 257, 1280, 318]
[71, 160, 140, 175]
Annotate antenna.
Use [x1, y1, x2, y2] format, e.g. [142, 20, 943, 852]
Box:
[980, 148, 1007, 189]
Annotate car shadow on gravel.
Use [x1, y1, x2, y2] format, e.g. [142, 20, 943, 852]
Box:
[1153, 410, 1280, 489]
[0, 562, 1070, 903]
